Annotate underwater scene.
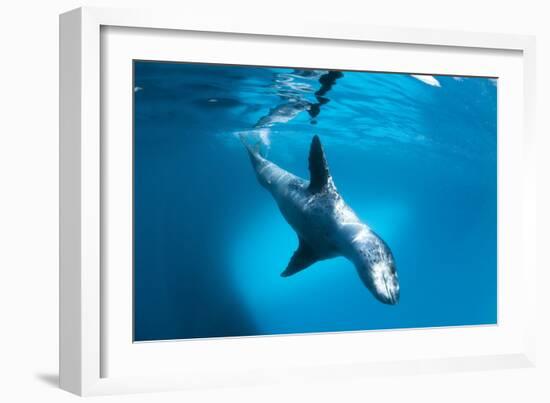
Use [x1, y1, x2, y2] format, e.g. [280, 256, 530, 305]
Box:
[133, 61, 497, 342]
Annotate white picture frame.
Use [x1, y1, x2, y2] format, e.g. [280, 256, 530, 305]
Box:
[59, 6, 537, 396]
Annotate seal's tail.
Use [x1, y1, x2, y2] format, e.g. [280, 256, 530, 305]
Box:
[238, 133, 264, 164]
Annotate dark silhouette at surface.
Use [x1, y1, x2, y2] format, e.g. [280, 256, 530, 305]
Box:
[308, 70, 344, 123]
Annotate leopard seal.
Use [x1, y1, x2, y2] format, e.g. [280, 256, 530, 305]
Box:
[241, 135, 399, 304]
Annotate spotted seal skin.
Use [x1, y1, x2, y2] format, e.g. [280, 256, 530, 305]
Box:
[241, 135, 399, 305]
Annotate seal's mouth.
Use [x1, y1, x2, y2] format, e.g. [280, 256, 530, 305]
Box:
[371, 262, 400, 305]
[380, 278, 399, 305]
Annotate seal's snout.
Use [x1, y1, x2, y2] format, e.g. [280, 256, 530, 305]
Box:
[380, 277, 400, 305]
[370, 261, 400, 305]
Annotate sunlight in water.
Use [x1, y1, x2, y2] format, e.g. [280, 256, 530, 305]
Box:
[228, 200, 409, 335]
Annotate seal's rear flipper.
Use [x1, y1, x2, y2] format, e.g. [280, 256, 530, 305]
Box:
[239, 133, 264, 169]
[281, 237, 319, 277]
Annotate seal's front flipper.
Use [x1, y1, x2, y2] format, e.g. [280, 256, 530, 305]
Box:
[308, 135, 334, 193]
[281, 237, 319, 277]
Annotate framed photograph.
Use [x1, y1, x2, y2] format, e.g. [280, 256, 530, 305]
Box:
[60, 7, 537, 396]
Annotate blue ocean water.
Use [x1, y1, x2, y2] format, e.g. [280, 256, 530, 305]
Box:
[133, 61, 497, 342]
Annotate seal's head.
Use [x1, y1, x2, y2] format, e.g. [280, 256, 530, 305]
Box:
[351, 231, 400, 305]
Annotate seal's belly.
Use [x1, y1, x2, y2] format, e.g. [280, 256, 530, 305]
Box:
[275, 189, 340, 259]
